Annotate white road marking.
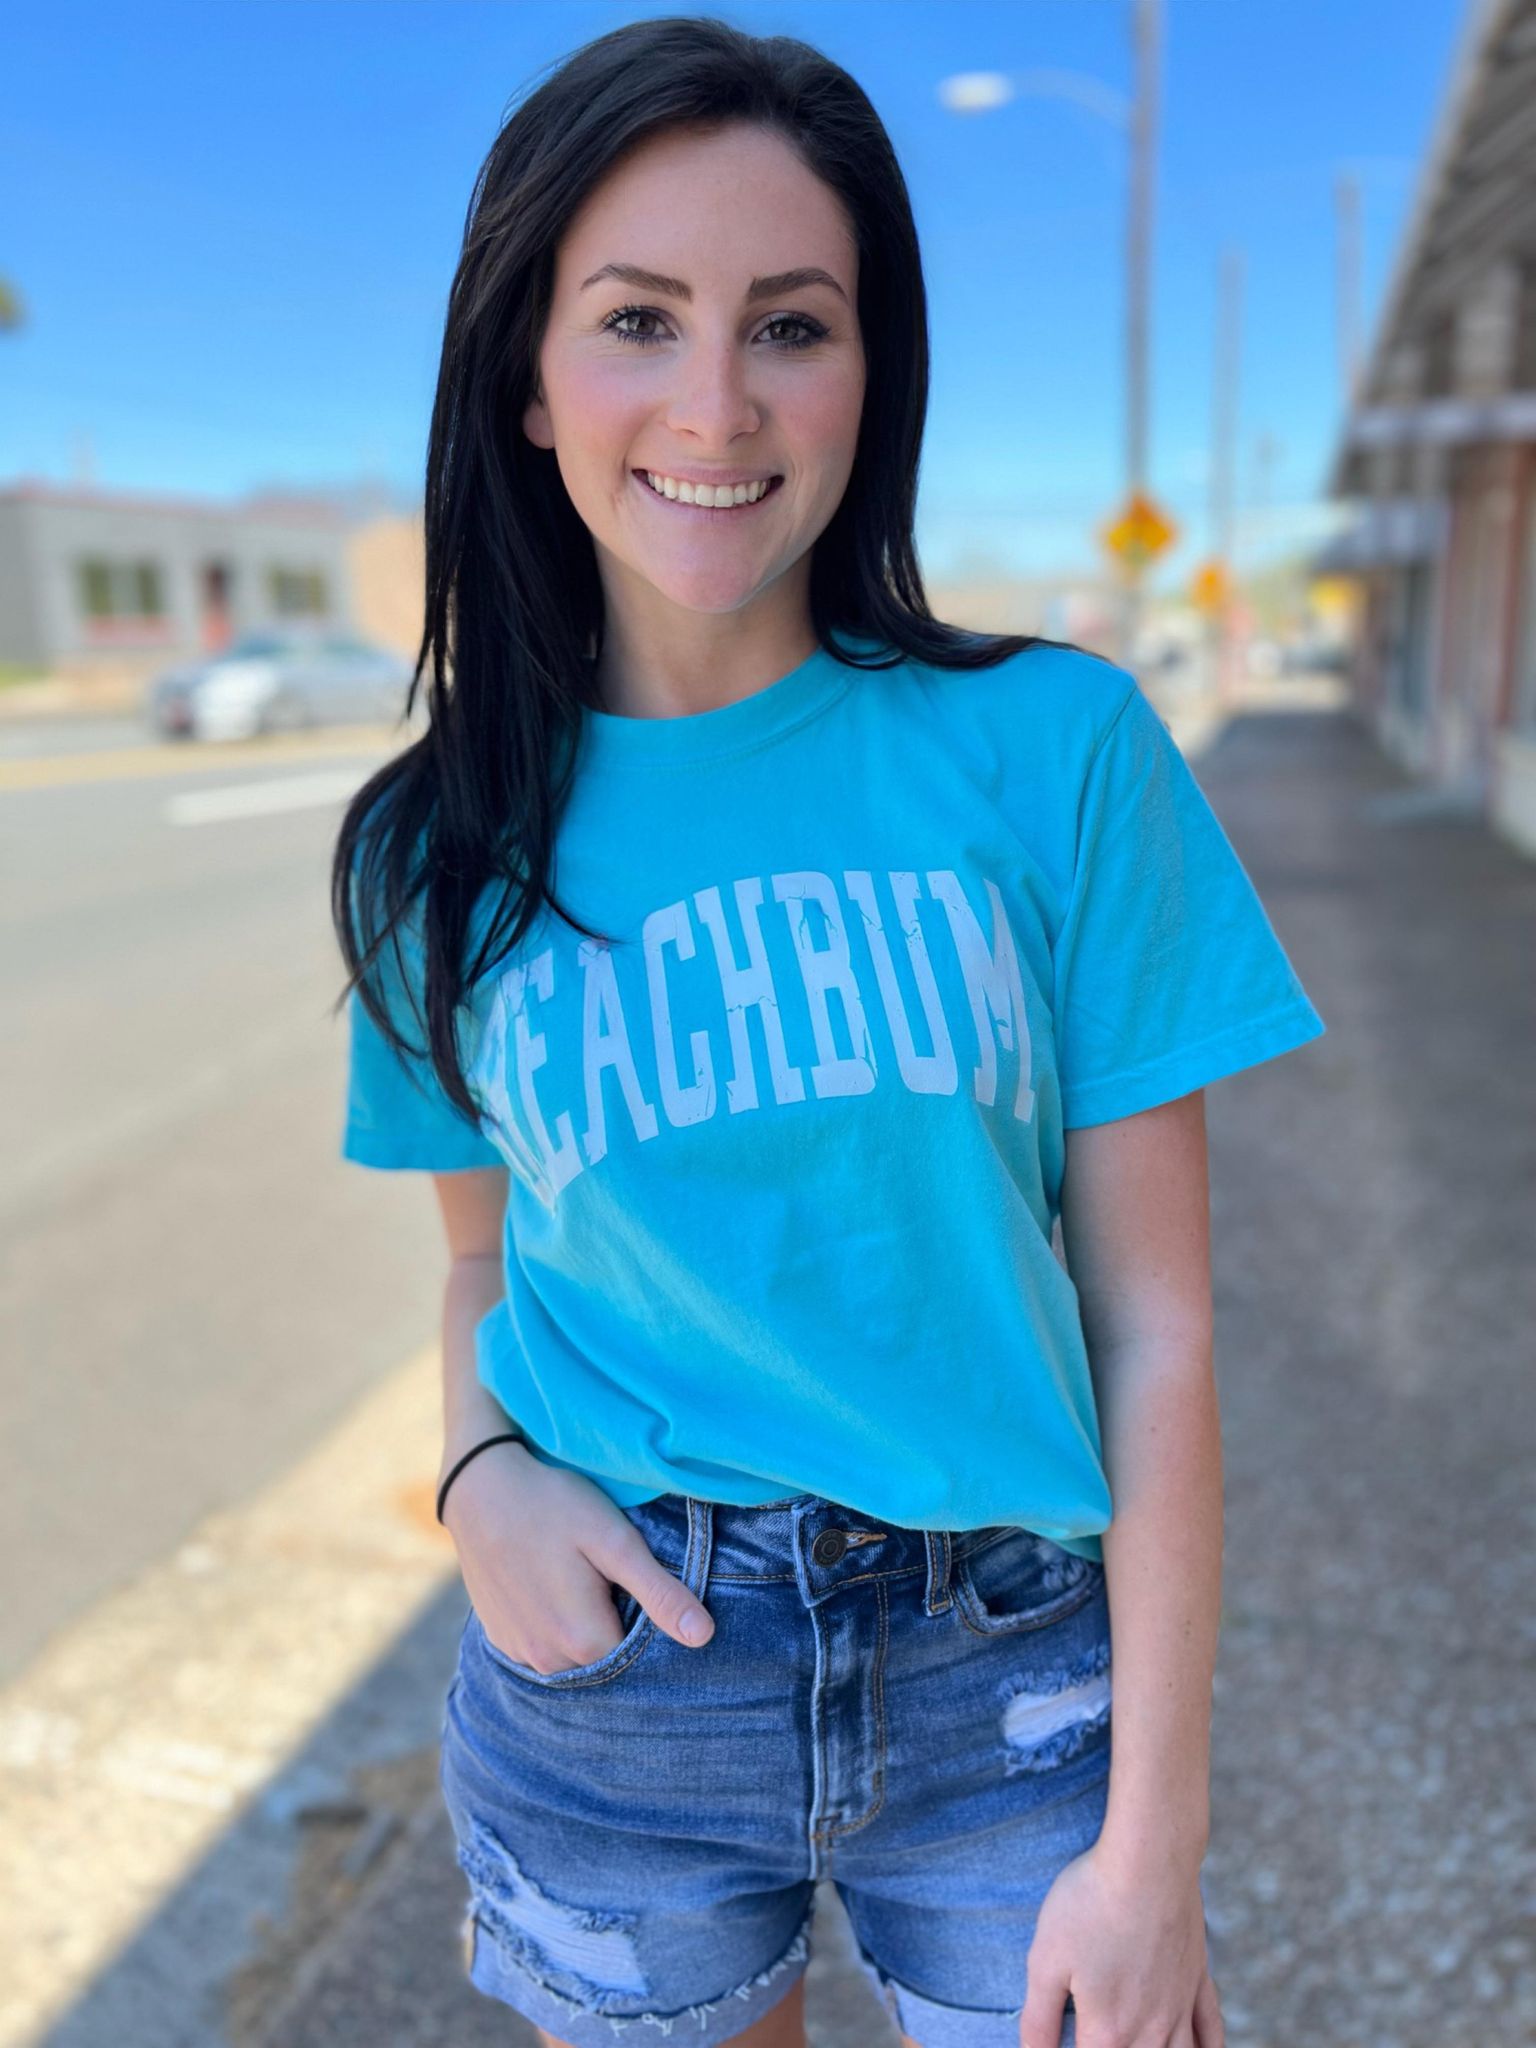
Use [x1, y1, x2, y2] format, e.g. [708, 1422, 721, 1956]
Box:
[164, 767, 374, 826]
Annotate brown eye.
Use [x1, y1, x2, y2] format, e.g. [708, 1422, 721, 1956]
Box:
[599, 306, 829, 352]
[760, 315, 829, 351]
[602, 306, 666, 346]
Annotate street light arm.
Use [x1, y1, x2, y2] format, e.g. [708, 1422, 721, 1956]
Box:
[938, 67, 1131, 130]
[1009, 69, 1133, 130]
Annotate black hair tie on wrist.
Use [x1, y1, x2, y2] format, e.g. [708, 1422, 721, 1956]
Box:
[436, 1429, 527, 1525]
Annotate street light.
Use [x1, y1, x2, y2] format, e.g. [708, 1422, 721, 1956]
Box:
[939, 68, 1130, 129]
[936, 71, 1015, 114]
[938, 2, 1165, 667]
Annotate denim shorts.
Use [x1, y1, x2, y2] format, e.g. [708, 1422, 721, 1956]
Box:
[438, 1489, 1131, 2047]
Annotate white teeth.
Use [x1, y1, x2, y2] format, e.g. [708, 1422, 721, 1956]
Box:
[643, 472, 774, 507]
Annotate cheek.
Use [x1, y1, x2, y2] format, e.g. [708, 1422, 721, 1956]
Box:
[793, 359, 865, 459]
[554, 361, 647, 463]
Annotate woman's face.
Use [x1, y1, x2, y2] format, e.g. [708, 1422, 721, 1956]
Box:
[524, 122, 865, 625]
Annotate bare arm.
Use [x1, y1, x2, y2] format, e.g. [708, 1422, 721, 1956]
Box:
[432, 1166, 537, 1503]
[427, 1165, 716, 1665]
[1058, 1086, 1221, 1877]
[1017, 1089, 1224, 2045]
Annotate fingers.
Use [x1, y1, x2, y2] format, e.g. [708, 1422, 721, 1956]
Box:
[1192, 1966, 1225, 2048]
[597, 1519, 714, 1649]
[1018, 1976, 1069, 2048]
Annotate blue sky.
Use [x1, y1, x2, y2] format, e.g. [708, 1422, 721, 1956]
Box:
[0, 0, 1467, 586]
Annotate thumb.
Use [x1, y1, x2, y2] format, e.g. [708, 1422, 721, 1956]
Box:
[607, 1528, 715, 1649]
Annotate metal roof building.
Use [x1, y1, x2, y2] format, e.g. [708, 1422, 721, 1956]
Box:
[1321, 0, 1536, 857]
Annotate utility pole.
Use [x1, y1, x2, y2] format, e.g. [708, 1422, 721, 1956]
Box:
[1120, 0, 1163, 667]
[1247, 429, 1280, 635]
[1250, 430, 1280, 538]
[1334, 169, 1363, 407]
[940, 19, 1172, 658]
[1209, 244, 1243, 704]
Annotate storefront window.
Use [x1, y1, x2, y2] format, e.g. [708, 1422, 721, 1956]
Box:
[268, 567, 328, 616]
[77, 557, 164, 619]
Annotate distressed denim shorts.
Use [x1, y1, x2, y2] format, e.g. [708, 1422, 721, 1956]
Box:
[438, 1489, 1129, 2047]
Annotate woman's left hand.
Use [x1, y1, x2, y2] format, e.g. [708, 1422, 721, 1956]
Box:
[1018, 1842, 1224, 2048]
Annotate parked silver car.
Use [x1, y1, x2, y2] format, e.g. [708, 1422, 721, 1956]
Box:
[146, 629, 415, 741]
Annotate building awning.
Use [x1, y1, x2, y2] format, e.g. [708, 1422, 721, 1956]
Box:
[1341, 391, 1536, 455]
[1309, 497, 1450, 574]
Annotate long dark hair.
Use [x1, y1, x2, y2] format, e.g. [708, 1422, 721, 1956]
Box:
[330, 12, 1103, 1126]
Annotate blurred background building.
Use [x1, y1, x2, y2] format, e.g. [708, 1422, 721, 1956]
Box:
[0, 482, 356, 681]
[1320, 0, 1536, 857]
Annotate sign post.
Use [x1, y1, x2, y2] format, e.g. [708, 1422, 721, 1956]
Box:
[1100, 491, 1178, 667]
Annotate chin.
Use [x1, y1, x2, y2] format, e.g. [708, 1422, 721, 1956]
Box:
[628, 562, 781, 614]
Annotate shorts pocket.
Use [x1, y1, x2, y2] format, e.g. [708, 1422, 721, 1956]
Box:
[952, 1525, 1103, 1637]
[465, 1498, 689, 1690]
[469, 1594, 658, 1688]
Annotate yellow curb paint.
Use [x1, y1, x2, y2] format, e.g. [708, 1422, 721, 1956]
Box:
[0, 726, 403, 793]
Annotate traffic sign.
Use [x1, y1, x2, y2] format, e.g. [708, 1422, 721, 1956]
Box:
[1190, 559, 1231, 613]
[1101, 490, 1178, 569]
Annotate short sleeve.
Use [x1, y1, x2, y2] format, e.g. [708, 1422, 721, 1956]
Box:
[1051, 678, 1326, 1128]
[339, 877, 506, 1174]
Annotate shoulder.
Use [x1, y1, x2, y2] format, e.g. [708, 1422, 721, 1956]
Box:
[868, 635, 1139, 772]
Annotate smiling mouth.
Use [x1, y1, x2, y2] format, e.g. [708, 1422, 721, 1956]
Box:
[632, 471, 785, 511]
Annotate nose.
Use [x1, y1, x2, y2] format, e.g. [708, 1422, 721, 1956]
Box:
[662, 339, 763, 444]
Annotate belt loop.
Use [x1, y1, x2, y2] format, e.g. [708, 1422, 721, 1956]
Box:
[923, 1529, 953, 1615]
[685, 1497, 715, 1601]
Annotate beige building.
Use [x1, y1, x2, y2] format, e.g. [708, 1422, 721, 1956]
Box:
[346, 512, 428, 663]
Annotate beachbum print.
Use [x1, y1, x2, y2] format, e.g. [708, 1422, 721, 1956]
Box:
[468, 865, 1039, 1211]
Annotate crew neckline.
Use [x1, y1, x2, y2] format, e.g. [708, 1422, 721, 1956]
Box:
[577, 633, 883, 770]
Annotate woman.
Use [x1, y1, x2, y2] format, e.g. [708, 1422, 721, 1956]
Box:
[332, 18, 1323, 2048]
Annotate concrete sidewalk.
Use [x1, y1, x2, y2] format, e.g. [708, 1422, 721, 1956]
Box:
[21, 695, 1536, 2047]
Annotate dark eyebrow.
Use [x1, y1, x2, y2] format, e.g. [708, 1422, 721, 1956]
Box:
[578, 261, 849, 307]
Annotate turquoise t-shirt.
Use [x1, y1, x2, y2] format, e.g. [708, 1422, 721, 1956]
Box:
[341, 636, 1326, 1560]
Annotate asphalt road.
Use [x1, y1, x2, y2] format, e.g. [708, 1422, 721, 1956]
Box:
[0, 713, 152, 759]
[0, 723, 453, 1679]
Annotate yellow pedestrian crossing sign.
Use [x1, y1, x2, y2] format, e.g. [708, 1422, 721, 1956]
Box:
[1101, 490, 1178, 569]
